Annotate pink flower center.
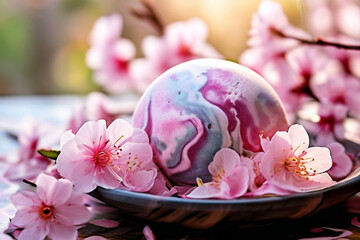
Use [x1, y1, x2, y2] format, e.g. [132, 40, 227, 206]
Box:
[114, 57, 128, 72]
[39, 202, 54, 220]
[319, 114, 337, 132]
[178, 44, 192, 57]
[95, 150, 111, 167]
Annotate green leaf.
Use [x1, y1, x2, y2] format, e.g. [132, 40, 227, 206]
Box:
[38, 149, 60, 160]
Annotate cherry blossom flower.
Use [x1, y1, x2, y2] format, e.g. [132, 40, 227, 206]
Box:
[57, 119, 157, 193]
[257, 124, 334, 195]
[299, 102, 347, 145]
[3, 118, 58, 182]
[186, 148, 252, 199]
[130, 18, 222, 92]
[326, 142, 353, 180]
[247, 0, 298, 51]
[9, 173, 91, 240]
[240, 0, 307, 72]
[86, 14, 136, 93]
[67, 92, 137, 133]
[311, 69, 360, 119]
[286, 46, 328, 99]
[85, 92, 137, 124]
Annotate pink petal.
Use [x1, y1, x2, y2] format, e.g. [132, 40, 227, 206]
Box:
[72, 170, 98, 193]
[271, 170, 302, 193]
[327, 142, 353, 180]
[106, 119, 134, 145]
[90, 219, 119, 228]
[36, 174, 73, 206]
[187, 182, 229, 199]
[11, 210, 39, 228]
[303, 147, 332, 173]
[123, 169, 157, 192]
[225, 166, 249, 198]
[127, 128, 150, 144]
[259, 132, 291, 179]
[10, 191, 41, 210]
[17, 219, 48, 240]
[260, 137, 270, 151]
[95, 166, 122, 189]
[115, 142, 153, 170]
[60, 130, 75, 148]
[89, 14, 123, 47]
[55, 203, 91, 226]
[48, 222, 77, 240]
[147, 171, 177, 196]
[141, 36, 165, 63]
[143, 225, 156, 240]
[288, 124, 309, 156]
[57, 138, 98, 193]
[295, 173, 334, 192]
[57, 138, 81, 179]
[75, 120, 107, 152]
[248, 180, 292, 196]
[209, 148, 240, 177]
[114, 39, 136, 61]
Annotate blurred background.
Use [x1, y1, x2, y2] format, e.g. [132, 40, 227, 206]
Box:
[0, 0, 304, 95]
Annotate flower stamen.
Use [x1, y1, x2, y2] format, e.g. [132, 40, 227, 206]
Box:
[39, 202, 54, 220]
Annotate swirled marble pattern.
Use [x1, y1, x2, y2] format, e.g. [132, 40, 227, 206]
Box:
[132, 59, 289, 185]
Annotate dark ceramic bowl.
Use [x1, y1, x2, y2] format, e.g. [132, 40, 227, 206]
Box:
[91, 139, 360, 229]
[91, 164, 360, 229]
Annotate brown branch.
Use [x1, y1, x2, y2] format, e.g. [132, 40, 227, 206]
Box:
[23, 179, 37, 187]
[131, 0, 164, 35]
[275, 29, 360, 51]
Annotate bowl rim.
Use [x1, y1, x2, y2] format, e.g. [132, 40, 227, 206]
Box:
[95, 170, 360, 205]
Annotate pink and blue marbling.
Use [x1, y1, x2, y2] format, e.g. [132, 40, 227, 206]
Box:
[132, 59, 289, 185]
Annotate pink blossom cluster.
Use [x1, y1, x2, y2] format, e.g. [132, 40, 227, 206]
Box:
[66, 92, 137, 134]
[57, 119, 174, 196]
[186, 124, 337, 199]
[240, 0, 360, 150]
[2, 118, 58, 183]
[86, 14, 222, 93]
[3, 117, 174, 239]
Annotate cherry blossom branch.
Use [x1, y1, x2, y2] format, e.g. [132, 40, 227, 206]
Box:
[131, 0, 164, 35]
[275, 29, 360, 50]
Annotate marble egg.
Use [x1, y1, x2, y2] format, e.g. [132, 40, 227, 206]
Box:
[132, 59, 289, 185]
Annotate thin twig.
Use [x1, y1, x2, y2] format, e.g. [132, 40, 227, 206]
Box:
[274, 29, 360, 50]
[23, 179, 37, 188]
[131, 0, 164, 35]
